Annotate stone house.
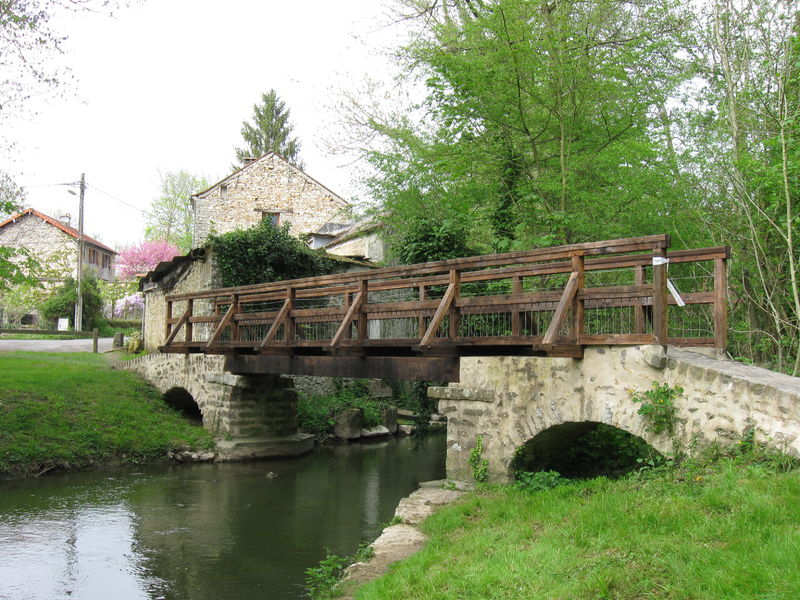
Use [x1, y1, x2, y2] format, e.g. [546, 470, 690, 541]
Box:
[191, 152, 351, 247]
[0, 208, 116, 282]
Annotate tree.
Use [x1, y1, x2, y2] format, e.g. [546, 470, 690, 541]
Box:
[234, 89, 302, 167]
[116, 239, 180, 281]
[361, 0, 693, 258]
[145, 171, 207, 253]
[39, 272, 104, 330]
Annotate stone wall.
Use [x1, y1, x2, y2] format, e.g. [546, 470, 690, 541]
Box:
[192, 153, 350, 247]
[0, 214, 77, 279]
[0, 213, 115, 282]
[431, 346, 800, 483]
[120, 353, 313, 459]
[142, 255, 217, 351]
[326, 232, 385, 262]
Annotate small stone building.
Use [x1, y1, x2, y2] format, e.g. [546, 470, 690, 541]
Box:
[0, 208, 116, 282]
[191, 152, 351, 247]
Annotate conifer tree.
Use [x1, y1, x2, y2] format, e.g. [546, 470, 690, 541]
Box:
[234, 89, 303, 167]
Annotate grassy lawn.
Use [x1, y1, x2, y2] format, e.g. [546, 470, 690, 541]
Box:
[355, 457, 800, 600]
[0, 352, 213, 476]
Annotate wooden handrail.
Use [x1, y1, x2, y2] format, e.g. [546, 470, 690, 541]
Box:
[158, 236, 732, 355]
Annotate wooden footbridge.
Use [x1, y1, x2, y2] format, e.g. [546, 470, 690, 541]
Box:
[159, 235, 729, 381]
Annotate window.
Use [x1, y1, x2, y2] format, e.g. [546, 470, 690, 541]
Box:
[88, 248, 97, 265]
[102, 254, 111, 269]
[262, 212, 280, 227]
[220, 184, 228, 198]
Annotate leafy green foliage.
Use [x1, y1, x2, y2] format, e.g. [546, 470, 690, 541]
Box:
[468, 434, 489, 483]
[208, 221, 337, 288]
[513, 470, 566, 493]
[297, 385, 389, 439]
[0, 352, 213, 476]
[304, 543, 374, 600]
[145, 171, 208, 253]
[630, 382, 682, 435]
[39, 272, 104, 330]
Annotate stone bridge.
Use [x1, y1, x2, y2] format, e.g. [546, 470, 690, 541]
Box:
[121, 345, 800, 477]
[121, 353, 315, 460]
[431, 346, 800, 482]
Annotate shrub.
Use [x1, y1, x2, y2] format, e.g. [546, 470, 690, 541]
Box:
[39, 272, 104, 330]
[631, 382, 682, 435]
[297, 386, 389, 439]
[208, 221, 337, 287]
[514, 470, 566, 493]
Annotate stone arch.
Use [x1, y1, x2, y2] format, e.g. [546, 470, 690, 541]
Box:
[163, 387, 203, 424]
[510, 421, 661, 479]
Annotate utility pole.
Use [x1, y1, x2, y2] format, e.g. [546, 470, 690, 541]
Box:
[74, 173, 86, 331]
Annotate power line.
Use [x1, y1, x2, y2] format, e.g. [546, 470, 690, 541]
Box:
[88, 184, 148, 215]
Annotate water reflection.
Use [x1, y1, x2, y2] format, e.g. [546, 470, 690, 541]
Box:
[0, 435, 445, 600]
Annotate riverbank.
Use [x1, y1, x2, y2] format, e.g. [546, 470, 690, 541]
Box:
[0, 352, 213, 477]
[346, 453, 800, 600]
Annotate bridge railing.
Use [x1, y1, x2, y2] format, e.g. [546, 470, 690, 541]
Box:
[160, 234, 729, 357]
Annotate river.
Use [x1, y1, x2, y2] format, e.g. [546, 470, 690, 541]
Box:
[0, 434, 445, 600]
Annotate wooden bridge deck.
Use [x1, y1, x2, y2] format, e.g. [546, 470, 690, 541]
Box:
[159, 235, 729, 380]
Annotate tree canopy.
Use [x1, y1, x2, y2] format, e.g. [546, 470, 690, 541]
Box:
[116, 240, 180, 281]
[234, 89, 302, 167]
[145, 170, 208, 253]
[345, 0, 800, 373]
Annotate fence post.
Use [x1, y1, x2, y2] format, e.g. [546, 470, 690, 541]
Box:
[164, 300, 172, 344]
[286, 287, 295, 344]
[448, 269, 461, 338]
[714, 256, 728, 350]
[92, 328, 98, 353]
[634, 266, 646, 334]
[185, 299, 194, 344]
[571, 254, 584, 342]
[230, 294, 240, 343]
[357, 279, 368, 340]
[512, 276, 522, 337]
[418, 284, 428, 338]
[652, 248, 668, 345]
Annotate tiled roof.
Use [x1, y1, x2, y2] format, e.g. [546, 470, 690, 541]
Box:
[0, 208, 117, 254]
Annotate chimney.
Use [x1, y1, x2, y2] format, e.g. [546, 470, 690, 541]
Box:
[58, 212, 72, 227]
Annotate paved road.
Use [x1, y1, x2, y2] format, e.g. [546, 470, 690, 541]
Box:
[0, 337, 114, 353]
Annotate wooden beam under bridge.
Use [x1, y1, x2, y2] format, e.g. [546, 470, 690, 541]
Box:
[225, 355, 462, 382]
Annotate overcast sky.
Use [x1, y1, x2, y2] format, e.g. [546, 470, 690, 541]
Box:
[6, 0, 407, 249]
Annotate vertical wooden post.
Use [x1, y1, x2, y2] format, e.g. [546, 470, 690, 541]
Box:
[286, 287, 296, 344]
[343, 287, 352, 340]
[571, 254, 585, 342]
[512, 276, 522, 337]
[92, 328, 98, 353]
[448, 269, 461, 338]
[714, 257, 728, 350]
[185, 299, 194, 343]
[634, 266, 646, 334]
[230, 294, 240, 343]
[418, 284, 428, 338]
[652, 248, 668, 345]
[165, 300, 173, 344]
[357, 279, 368, 340]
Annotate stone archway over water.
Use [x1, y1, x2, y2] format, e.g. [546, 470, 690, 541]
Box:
[163, 387, 203, 424]
[431, 346, 800, 483]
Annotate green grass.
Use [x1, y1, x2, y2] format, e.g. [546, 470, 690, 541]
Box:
[354, 457, 800, 599]
[0, 352, 213, 476]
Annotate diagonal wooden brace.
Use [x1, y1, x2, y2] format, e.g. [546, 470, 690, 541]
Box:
[330, 290, 364, 347]
[420, 282, 458, 347]
[164, 308, 191, 346]
[542, 271, 579, 347]
[206, 302, 236, 349]
[259, 298, 292, 349]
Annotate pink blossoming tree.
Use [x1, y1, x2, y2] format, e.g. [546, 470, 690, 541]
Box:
[116, 240, 180, 281]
